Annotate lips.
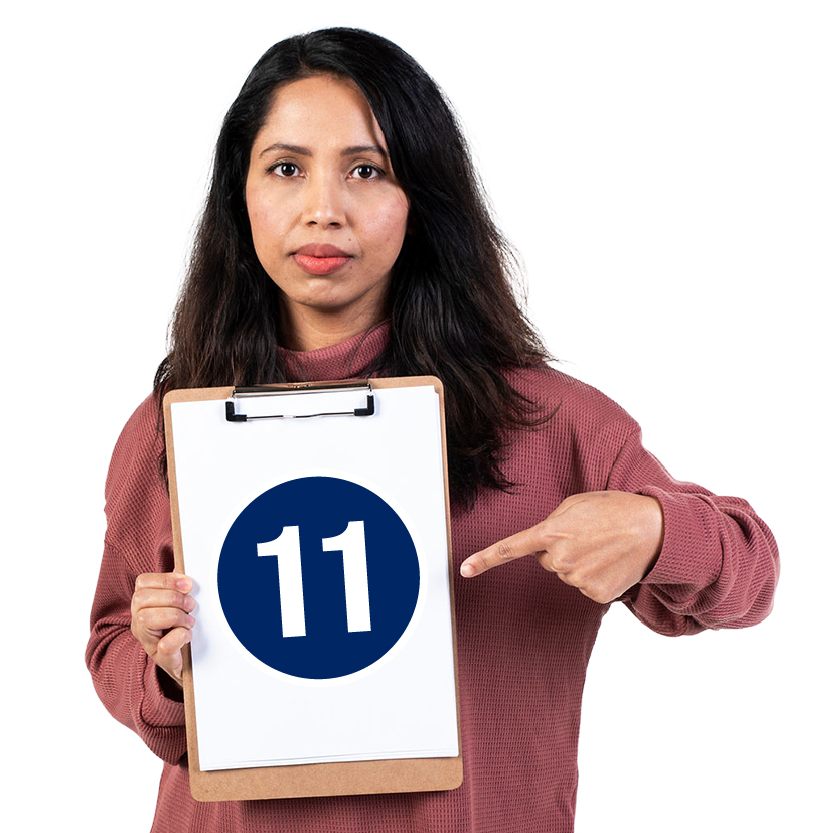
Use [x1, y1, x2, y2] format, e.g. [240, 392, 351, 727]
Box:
[293, 244, 352, 276]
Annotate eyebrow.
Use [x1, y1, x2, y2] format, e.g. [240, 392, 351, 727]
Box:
[341, 144, 389, 159]
[258, 142, 388, 159]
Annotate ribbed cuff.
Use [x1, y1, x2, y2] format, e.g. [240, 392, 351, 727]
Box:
[637, 487, 723, 589]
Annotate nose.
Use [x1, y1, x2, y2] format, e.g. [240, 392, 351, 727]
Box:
[303, 175, 346, 228]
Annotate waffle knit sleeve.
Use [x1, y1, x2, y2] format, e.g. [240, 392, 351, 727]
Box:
[607, 427, 779, 636]
[85, 395, 188, 765]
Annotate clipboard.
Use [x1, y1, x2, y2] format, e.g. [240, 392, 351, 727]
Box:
[163, 377, 462, 801]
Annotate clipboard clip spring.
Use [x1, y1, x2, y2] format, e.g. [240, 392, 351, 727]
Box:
[225, 381, 375, 422]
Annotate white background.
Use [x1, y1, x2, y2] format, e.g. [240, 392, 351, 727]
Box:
[3, 1, 829, 830]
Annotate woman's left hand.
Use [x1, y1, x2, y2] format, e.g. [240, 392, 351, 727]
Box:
[459, 491, 664, 604]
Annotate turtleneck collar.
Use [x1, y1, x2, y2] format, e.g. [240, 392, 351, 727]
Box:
[277, 320, 391, 383]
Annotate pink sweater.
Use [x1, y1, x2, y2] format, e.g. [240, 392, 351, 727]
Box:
[87, 323, 778, 832]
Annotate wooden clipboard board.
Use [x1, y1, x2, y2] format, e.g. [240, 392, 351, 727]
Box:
[163, 377, 462, 801]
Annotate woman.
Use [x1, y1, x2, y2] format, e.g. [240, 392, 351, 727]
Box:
[87, 27, 778, 833]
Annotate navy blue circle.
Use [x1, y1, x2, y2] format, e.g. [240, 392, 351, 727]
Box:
[217, 476, 420, 679]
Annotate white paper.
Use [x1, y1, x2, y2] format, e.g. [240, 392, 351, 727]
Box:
[169, 385, 459, 771]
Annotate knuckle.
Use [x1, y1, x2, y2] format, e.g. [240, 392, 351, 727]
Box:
[159, 628, 187, 656]
[553, 538, 575, 567]
[135, 572, 179, 592]
[539, 528, 561, 550]
[539, 544, 565, 572]
[585, 587, 608, 604]
[494, 542, 514, 562]
[580, 581, 598, 600]
[538, 555, 558, 573]
[578, 577, 610, 604]
[135, 572, 160, 590]
[173, 590, 193, 610]
[570, 567, 588, 590]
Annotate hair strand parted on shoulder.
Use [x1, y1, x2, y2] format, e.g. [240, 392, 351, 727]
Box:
[155, 27, 552, 506]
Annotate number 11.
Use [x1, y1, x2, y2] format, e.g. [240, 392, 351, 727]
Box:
[257, 521, 372, 638]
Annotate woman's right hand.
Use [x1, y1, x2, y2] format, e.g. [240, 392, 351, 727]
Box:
[130, 572, 195, 688]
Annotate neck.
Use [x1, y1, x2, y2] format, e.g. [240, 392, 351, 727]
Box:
[280, 299, 388, 352]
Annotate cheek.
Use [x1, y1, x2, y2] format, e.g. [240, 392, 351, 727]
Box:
[364, 196, 410, 256]
[247, 200, 288, 260]
[246, 193, 267, 245]
[247, 215, 271, 272]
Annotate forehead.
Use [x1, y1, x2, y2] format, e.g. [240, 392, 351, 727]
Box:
[254, 75, 388, 150]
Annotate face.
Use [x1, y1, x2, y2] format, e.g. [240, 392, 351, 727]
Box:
[245, 75, 410, 346]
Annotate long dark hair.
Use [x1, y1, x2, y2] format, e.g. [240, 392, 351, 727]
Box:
[155, 27, 551, 506]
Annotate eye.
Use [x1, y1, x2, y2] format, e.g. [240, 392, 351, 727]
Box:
[270, 162, 301, 178]
[350, 164, 381, 180]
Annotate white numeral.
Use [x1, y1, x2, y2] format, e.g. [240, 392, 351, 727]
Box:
[322, 521, 372, 633]
[258, 525, 306, 637]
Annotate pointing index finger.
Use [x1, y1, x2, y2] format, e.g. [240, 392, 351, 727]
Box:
[460, 525, 547, 578]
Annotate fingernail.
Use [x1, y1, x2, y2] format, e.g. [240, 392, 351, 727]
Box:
[460, 563, 476, 578]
